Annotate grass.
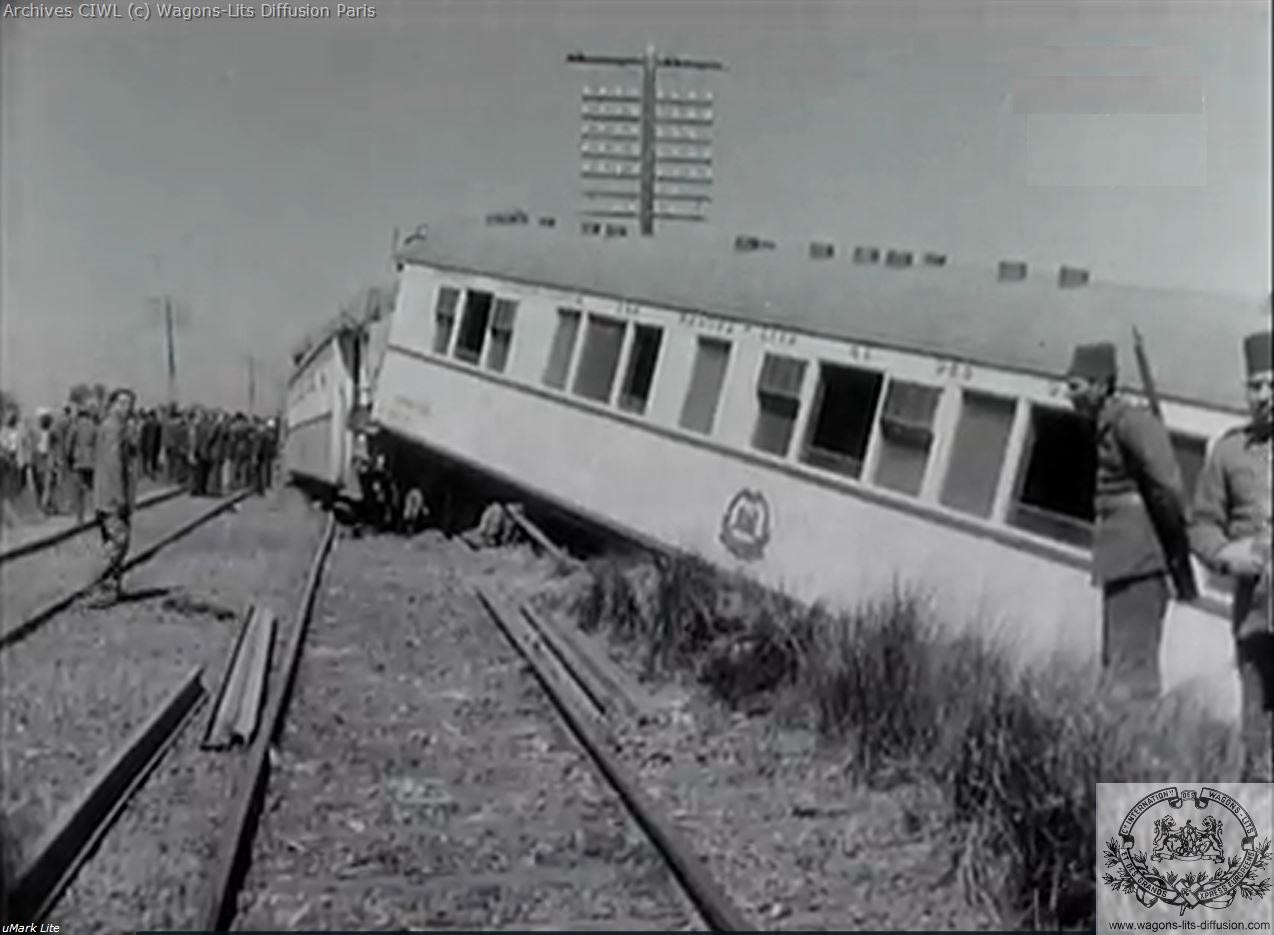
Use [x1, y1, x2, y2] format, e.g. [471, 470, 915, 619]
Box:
[568, 553, 1249, 930]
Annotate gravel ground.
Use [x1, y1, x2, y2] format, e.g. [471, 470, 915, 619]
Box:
[0, 491, 229, 629]
[233, 530, 702, 931]
[472, 541, 1001, 931]
[0, 487, 325, 933]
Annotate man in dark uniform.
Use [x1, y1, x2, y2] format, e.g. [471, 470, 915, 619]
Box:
[1189, 329, 1272, 781]
[259, 417, 277, 492]
[87, 388, 136, 607]
[192, 406, 213, 496]
[1065, 342, 1192, 705]
[69, 398, 99, 524]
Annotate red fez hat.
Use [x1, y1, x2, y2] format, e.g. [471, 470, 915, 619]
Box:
[1243, 331, 1272, 375]
[1066, 342, 1117, 382]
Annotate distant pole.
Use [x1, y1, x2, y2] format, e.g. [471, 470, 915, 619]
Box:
[568, 46, 725, 236]
[164, 297, 177, 406]
[247, 355, 256, 414]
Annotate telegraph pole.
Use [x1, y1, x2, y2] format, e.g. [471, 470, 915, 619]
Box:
[567, 46, 725, 236]
[247, 355, 256, 414]
[164, 297, 177, 406]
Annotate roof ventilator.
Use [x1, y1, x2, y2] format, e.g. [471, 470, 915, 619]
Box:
[735, 235, 776, 253]
[485, 209, 529, 226]
[998, 260, 1027, 282]
[885, 249, 913, 268]
[810, 241, 835, 260]
[1058, 265, 1090, 288]
[852, 246, 880, 264]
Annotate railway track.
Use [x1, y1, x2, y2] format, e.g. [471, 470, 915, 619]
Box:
[0, 489, 329, 929]
[0, 490, 254, 651]
[0, 483, 186, 566]
[215, 525, 752, 931]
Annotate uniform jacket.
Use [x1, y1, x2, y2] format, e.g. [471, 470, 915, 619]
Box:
[1091, 397, 1191, 586]
[1189, 423, 1272, 627]
[70, 413, 97, 471]
[93, 412, 133, 514]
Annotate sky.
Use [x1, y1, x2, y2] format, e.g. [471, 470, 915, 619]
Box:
[1, 0, 1269, 414]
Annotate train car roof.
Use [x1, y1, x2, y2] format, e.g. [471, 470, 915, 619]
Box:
[290, 281, 399, 376]
[396, 221, 1268, 413]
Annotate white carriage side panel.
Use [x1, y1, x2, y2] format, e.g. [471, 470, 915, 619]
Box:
[375, 350, 1239, 722]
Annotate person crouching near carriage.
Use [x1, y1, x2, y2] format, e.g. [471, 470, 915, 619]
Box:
[86, 388, 136, 609]
[1189, 329, 1273, 782]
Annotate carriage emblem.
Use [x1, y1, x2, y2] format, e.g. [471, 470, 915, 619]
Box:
[1102, 786, 1271, 915]
[719, 489, 771, 562]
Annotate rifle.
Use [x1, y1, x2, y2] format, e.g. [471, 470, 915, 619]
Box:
[1131, 327, 1199, 601]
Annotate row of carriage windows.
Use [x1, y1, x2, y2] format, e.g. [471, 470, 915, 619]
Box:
[430, 284, 1209, 553]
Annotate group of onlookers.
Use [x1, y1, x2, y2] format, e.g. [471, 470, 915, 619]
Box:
[0, 393, 281, 523]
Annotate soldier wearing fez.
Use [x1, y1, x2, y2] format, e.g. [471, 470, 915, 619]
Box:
[1189, 329, 1273, 781]
[1065, 342, 1194, 705]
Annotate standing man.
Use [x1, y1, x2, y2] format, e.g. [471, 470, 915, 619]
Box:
[88, 388, 136, 608]
[69, 397, 98, 524]
[1189, 329, 1272, 781]
[1065, 342, 1193, 705]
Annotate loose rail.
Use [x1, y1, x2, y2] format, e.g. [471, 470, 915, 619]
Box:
[201, 512, 336, 932]
[0, 485, 185, 565]
[1, 667, 207, 924]
[0, 490, 255, 651]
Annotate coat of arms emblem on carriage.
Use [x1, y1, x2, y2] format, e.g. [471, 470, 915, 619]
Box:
[1102, 786, 1272, 915]
[719, 489, 771, 561]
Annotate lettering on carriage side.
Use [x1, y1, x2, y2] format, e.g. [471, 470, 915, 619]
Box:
[846, 343, 875, 363]
[618, 300, 642, 318]
[935, 357, 975, 381]
[719, 488, 772, 561]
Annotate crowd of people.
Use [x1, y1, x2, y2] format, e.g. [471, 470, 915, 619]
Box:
[0, 391, 281, 523]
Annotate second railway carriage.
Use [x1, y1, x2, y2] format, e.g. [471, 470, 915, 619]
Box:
[370, 218, 1266, 721]
[284, 283, 397, 499]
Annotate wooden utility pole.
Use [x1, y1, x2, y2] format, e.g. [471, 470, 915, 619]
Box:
[568, 45, 725, 236]
[247, 355, 256, 414]
[164, 297, 177, 406]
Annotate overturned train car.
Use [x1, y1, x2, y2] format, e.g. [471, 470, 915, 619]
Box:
[327, 218, 1266, 723]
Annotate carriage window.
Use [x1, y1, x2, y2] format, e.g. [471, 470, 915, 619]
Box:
[432, 286, 460, 355]
[1170, 432, 1207, 498]
[679, 337, 731, 434]
[799, 362, 882, 477]
[542, 309, 581, 389]
[485, 299, 517, 374]
[1007, 404, 1095, 548]
[940, 390, 1015, 518]
[453, 290, 493, 365]
[572, 315, 626, 403]
[617, 325, 663, 415]
[872, 380, 941, 496]
[752, 353, 809, 458]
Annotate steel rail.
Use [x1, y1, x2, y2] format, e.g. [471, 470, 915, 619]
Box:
[0, 666, 207, 924]
[0, 484, 185, 565]
[0, 489, 255, 652]
[201, 512, 336, 932]
[473, 584, 755, 932]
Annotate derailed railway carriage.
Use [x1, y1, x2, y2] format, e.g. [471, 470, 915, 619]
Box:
[368, 219, 1265, 721]
[284, 283, 396, 499]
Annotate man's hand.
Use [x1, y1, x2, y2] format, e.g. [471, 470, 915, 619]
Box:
[1217, 539, 1265, 578]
